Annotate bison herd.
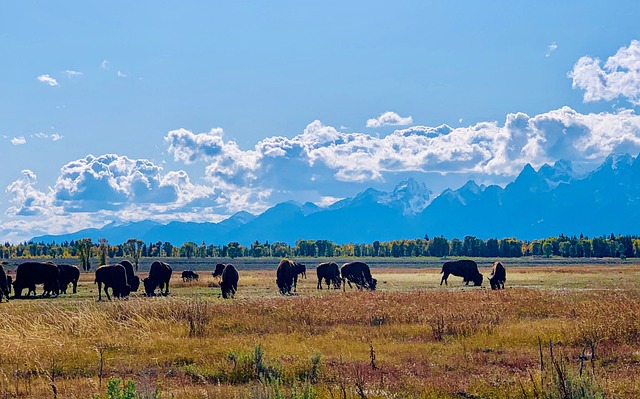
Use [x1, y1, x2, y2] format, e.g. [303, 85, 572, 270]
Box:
[0, 258, 507, 303]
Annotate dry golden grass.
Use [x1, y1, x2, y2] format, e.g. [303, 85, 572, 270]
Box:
[0, 261, 639, 398]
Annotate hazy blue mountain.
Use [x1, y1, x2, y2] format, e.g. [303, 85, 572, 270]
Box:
[29, 156, 640, 245]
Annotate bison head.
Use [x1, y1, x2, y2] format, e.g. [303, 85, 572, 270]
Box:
[368, 278, 378, 291]
[473, 274, 483, 286]
[213, 263, 226, 277]
[143, 277, 156, 296]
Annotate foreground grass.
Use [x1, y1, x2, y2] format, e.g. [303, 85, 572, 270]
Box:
[0, 262, 639, 398]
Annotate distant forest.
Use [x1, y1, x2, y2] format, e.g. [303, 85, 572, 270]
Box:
[2, 233, 639, 261]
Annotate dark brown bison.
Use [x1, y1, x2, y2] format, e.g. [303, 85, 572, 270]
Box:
[119, 260, 140, 292]
[13, 262, 60, 298]
[0, 266, 10, 302]
[341, 262, 377, 291]
[94, 264, 131, 301]
[58, 264, 80, 294]
[488, 261, 506, 290]
[276, 259, 297, 295]
[213, 264, 238, 299]
[440, 259, 483, 286]
[143, 261, 172, 296]
[316, 262, 341, 289]
[182, 270, 199, 282]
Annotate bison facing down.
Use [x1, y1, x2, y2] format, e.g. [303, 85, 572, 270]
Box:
[489, 261, 506, 290]
[213, 263, 238, 299]
[276, 259, 298, 295]
[119, 260, 140, 292]
[440, 259, 483, 286]
[13, 262, 60, 298]
[316, 262, 341, 289]
[182, 270, 199, 282]
[0, 265, 10, 302]
[143, 261, 172, 296]
[95, 264, 131, 301]
[341, 262, 377, 291]
[58, 264, 80, 294]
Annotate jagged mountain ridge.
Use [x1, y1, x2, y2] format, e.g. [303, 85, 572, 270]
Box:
[30, 154, 640, 245]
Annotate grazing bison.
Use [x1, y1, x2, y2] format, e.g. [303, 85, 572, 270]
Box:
[0, 266, 10, 302]
[13, 262, 60, 298]
[182, 270, 199, 282]
[143, 261, 172, 296]
[276, 259, 297, 295]
[58, 264, 80, 294]
[488, 261, 506, 290]
[119, 260, 140, 292]
[440, 259, 483, 286]
[214, 264, 238, 299]
[341, 262, 377, 291]
[95, 264, 130, 301]
[316, 262, 341, 289]
[292, 261, 306, 292]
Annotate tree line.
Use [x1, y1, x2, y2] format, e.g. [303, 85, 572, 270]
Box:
[1, 233, 639, 262]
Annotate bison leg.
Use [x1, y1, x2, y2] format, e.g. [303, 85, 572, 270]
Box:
[440, 272, 449, 286]
[317, 277, 322, 290]
[104, 285, 112, 301]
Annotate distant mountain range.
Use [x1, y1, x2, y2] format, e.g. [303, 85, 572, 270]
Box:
[31, 153, 640, 245]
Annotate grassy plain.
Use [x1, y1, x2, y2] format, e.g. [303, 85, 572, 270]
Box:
[0, 257, 639, 398]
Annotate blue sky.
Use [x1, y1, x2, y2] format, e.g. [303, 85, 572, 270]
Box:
[1, 1, 640, 242]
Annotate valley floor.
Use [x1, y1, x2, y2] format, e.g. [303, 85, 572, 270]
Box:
[0, 257, 639, 398]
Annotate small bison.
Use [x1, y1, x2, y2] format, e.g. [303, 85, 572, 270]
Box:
[95, 264, 131, 301]
[341, 262, 377, 291]
[119, 260, 140, 292]
[440, 259, 483, 286]
[58, 264, 81, 294]
[488, 261, 506, 290]
[143, 261, 172, 296]
[182, 270, 199, 282]
[0, 266, 10, 302]
[13, 261, 61, 298]
[213, 263, 238, 299]
[316, 262, 341, 289]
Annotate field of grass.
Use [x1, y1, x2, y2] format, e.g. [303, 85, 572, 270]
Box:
[1, 257, 639, 398]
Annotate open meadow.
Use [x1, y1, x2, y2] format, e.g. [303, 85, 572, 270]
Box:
[1, 257, 639, 398]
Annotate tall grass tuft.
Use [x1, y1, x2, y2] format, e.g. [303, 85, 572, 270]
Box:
[522, 339, 606, 399]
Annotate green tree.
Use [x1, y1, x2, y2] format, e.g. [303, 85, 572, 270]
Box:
[76, 238, 94, 271]
[180, 241, 197, 258]
[98, 238, 109, 266]
[123, 238, 144, 271]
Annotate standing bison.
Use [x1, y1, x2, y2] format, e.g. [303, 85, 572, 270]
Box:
[488, 261, 506, 290]
[119, 260, 140, 292]
[58, 264, 81, 294]
[182, 270, 199, 282]
[213, 263, 238, 299]
[0, 265, 10, 302]
[341, 262, 377, 291]
[440, 259, 483, 286]
[316, 262, 341, 289]
[143, 261, 172, 296]
[95, 264, 131, 301]
[276, 259, 296, 295]
[13, 262, 60, 298]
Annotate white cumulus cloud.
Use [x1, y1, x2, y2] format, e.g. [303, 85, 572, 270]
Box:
[11, 137, 26, 145]
[64, 70, 83, 77]
[366, 111, 413, 128]
[546, 42, 558, 58]
[37, 74, 59, 87]
[569, 39, 640, 105]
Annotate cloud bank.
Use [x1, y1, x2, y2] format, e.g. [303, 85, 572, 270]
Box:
[569, 40, 640, 105]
